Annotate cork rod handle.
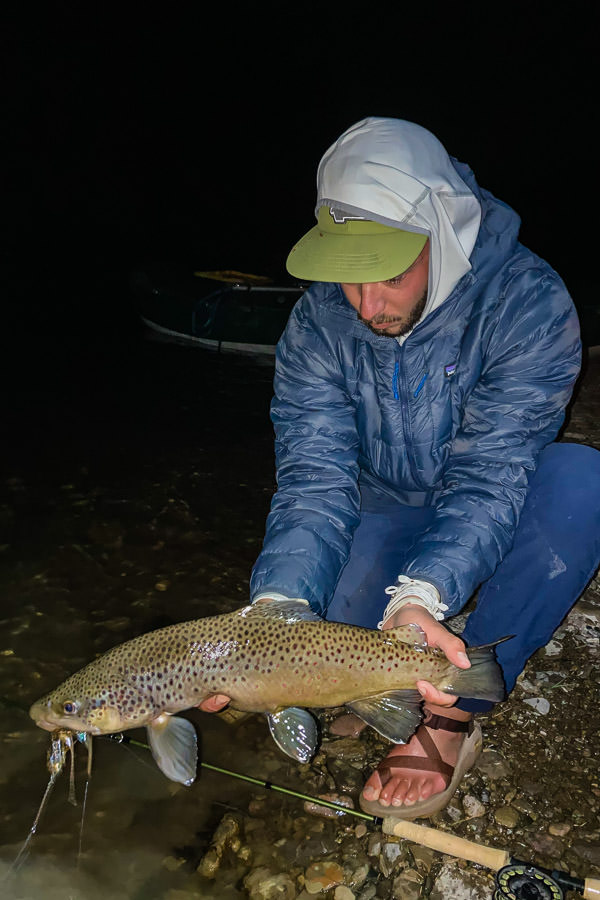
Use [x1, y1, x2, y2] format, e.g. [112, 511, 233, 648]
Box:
[382, 817, 510, 870]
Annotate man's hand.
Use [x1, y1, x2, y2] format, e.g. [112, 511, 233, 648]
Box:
[383, 603, 470, 707]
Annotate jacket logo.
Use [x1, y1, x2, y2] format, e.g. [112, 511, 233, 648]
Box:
[444, 364, 457, 377]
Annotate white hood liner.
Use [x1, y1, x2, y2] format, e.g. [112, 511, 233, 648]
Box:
[316, 118, 482, 329]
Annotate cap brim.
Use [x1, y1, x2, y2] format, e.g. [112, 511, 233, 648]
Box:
[286, 215, 428, 283]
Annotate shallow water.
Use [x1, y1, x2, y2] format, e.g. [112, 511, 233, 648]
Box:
[2, 321, 599, 899]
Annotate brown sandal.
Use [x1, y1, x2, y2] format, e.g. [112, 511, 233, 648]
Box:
[359, 713, 482, 820]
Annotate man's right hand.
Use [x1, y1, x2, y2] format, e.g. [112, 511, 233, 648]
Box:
[383, 603, 470, 707]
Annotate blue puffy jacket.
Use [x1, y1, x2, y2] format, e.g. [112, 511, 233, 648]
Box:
[250, 164, 581, 617]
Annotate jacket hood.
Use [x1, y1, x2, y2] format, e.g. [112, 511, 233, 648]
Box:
[316, 117, 483, 326]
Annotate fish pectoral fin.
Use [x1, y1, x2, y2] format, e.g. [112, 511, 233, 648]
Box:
[346, 690, 423, 744]
[384, 624, 427, 647]
[147, 715, 198, 786]
[267, 707, 318, 763]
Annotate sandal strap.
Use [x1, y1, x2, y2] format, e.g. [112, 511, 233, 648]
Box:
[423, 712, 472, 733]
[376, 723, 455, 781]
[376, 754, 455, 781]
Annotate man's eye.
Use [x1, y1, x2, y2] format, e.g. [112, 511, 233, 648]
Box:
[386, 275, 405, 285]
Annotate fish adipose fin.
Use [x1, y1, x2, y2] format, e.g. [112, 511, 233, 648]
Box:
[267, 707, 318, 763]
[443, 638, 510, 703]
[147, 715, 198, 786]
[346, 690, 423, 744]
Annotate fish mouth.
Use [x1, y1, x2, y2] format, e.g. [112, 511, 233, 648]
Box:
[33, 717, 60, 732]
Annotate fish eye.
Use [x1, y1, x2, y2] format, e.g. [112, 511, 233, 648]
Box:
[63, 701, 79, 715]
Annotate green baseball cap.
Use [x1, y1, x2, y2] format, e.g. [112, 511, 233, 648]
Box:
[286, 205, 428, 283]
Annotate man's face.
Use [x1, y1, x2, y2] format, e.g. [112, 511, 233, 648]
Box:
[341, 240, 430, 338]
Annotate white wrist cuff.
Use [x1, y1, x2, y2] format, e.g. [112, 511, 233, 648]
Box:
[378, 576, 448, 628]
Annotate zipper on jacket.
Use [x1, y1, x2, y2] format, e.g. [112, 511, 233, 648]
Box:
[392, 361, 399, 400]
[395, 350, 429, 490]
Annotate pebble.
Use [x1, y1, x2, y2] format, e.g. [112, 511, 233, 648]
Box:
[303, 793, 355, 818]
[523, 697, 550, 715]
[462, 794, 486, 819]
[549, 821, 571, 836]
[333, 887, 355, 900]
[244, 867, 296, 900]
[354, 824, 367, 839]
[391, 868, 422, 900]
[493, 806, 520, 829]
[571, 841, 600, 867]
[526, 832, 565, 858]
[475, 750, 509, 779]
[429, 861, 490, 900]
[304, 861, 345, 894]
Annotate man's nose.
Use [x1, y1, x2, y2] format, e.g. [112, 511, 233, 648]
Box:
[358, 283, 385, 320]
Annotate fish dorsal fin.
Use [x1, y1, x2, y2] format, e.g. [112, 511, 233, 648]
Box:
[147, 715, 198, 786]
[241, 600, 321, 624]
[346, 690, 423, 744]
[267, 707, 318, 762]
[385, 623, 427, 647]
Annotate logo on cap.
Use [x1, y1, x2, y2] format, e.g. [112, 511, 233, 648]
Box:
[329, 206, 367, 225]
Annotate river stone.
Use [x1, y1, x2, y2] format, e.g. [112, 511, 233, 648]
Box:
[571, 841, 600, 867]
[333, 887, 355, 900]
[304, 861, 345, 894]
[429, 861, 490, 900]
[523, 697, 550, 715]
[462, 794, 486, 819]
[493, 806, 520, 829]
[549, 821, 571, 836]
[392, 868, 422, 900]
[244, 867, 296, 900]
[378, 841, 403, 878]
[475, 750, 509, 780]
[526, 832, 565, 858]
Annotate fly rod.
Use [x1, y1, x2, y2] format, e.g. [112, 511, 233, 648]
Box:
[107, 733, 600, 899]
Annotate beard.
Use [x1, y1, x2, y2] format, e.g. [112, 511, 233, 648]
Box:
[360, 288, 428, 338]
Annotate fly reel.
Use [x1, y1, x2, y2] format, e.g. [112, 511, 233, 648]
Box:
[494, 863, 564, 900]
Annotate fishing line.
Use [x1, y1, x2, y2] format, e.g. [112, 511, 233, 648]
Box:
[102, 733, 381, 824]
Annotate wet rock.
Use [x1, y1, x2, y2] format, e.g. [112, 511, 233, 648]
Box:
[304, 860, 345, 894]
[355, 885, 377, 900]
[549, 821, 571, 836]
[410, 845, 436, 873]
[378, 840, 403, 878]
[354, 824, 368, 839]
[197, 846, 220, 878]
[295, 834, 340, 867]
[429, 861, 491, 900]
[493, 806, 520, 829]
[303, 792, 355, 818]
[391, 868, 422, 900]
[526, 832, 565, 858]
[367, 833, 383, 859]
[523, 697, 550, 715]
[571, 841, 600, 867]
[511, 797, 538, 821]
[475, 749, 510, 779]
[343, 860, 370, 891]
[462, 794, 486, 818]
[244, 867, 297, 900]
[333, 887, 355, 900]
[321, 736, 368, 765]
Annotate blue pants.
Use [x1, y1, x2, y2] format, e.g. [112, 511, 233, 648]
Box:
[325, 443, 600, 712]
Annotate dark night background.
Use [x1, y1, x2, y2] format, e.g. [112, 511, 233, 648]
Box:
[2, 8, 597, 449]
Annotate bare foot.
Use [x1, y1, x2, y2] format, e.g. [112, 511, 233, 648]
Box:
[361, 707, 472, 808]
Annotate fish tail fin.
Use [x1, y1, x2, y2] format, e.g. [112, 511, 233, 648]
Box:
[444, 637, 511, 703]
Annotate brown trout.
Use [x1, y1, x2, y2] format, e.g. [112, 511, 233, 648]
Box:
[29, 601, 505, 784]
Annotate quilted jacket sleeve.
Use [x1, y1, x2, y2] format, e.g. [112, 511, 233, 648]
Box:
[402, 268, 581, 614]
[250, 302, 361, 614]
